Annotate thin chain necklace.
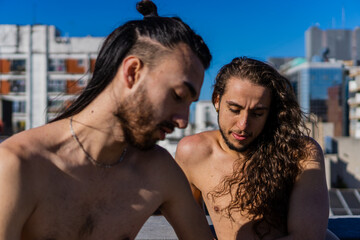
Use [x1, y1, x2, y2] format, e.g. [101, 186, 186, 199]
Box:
[69, 117, 127, 168]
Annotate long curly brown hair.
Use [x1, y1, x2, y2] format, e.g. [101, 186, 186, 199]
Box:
[211, 57, 311, 238]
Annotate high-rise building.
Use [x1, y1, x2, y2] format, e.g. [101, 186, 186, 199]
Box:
[0, 24, 103, 134]
[354, 27, 360, 65]
[284, 60, 346, 122]
[305, 26, 324, 61]
[305, 26, 360, 63]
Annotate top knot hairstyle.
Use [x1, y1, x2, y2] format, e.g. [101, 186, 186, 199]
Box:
[51, 0, 211, 122]
[136, 0, 158, 18]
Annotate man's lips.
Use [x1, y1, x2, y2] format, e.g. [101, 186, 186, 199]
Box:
[231, 132, 249, 141]
[160, 126, 174, 134]
[158, 124, 175, 140]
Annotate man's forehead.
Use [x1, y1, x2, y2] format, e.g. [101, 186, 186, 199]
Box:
[222, 78, 271, 106]
[226, 77, 269, 93]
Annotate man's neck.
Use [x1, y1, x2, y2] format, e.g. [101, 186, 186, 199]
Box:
[68, 100, 128, 166]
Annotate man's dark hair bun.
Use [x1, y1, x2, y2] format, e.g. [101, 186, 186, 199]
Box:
[136, 0, 158, 18]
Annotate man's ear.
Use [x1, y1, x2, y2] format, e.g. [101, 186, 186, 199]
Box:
[121, 56, 143, 89]
[214, 95, 220, 112]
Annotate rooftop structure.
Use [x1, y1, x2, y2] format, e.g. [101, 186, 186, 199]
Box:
[305, 26, 360, 63]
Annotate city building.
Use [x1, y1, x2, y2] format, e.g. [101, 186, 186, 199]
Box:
[305, 26, 360, 63]
[283, 59, 346, 123]
[348, 66, 360, 139]
[0, 24, 103, 134]
[327, 84, 347, 137]
[267, 57, 295, 70]
[193, 100, 218, 134]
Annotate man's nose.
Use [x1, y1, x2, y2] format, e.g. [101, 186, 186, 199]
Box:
[236, 112, 248, 130]
[172, 111, 189, 129]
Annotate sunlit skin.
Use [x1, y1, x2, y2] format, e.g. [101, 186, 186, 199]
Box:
[215, 78, 271, 154]
[176, 77, 330, 239]
[113, 43, 203, 150]
[0, 43, 214, 240]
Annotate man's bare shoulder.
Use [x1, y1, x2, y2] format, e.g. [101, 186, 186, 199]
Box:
[0, 124, 63, 177]
[0, 130, 37, 162]
[176, 130, 219, 161]
[0, 135, 40, 198]
[0, 146, 23, 172]
[0, 129, 48, 181]
[299, 136, 324, 169]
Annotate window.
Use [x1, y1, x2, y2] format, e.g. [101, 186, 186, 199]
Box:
[10, 60, 26, 72]
[12, 101, 26, 113]
[10, 80, 26, 93]
[77, 59, 84, 67]
[48, 80, 66, 93]
[48, 59, 66, 72]
[48, 100, 64, 113]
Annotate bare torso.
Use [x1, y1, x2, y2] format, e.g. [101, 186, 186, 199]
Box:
[176, 131, 286, 240]
[0, 121, 208, 240]
[21, 150, 164, 240]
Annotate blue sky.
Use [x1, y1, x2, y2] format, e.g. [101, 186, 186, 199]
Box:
[1, 0, 360, 100]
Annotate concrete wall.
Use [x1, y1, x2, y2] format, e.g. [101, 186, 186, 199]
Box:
[329, 137, 360, 188]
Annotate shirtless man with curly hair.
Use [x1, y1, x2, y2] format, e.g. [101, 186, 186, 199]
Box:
[176, 57, 338, 240]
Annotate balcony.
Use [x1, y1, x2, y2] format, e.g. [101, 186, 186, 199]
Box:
[9, 80, 26, 95]
[0, 80, 26, 95]
[48, 59, 86, 74]
[0, 59, 26, 74]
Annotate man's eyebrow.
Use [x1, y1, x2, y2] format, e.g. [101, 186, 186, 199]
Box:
[184, 81, 198, 100]
[226, 101, 269, 110]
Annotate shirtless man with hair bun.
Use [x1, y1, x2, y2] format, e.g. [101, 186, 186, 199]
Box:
[0, 1, 214, 239]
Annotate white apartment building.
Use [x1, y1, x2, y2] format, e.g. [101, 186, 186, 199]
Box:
[0, 24, 103, 134]
[193, 100, 218, 134]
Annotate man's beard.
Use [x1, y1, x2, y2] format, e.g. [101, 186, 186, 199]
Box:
[219, 127, 249, 153]
[218, 113, 249, 153]
[114, 85, 174, 150]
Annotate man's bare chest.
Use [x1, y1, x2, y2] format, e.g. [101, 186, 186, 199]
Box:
[22, 169, 163, 240]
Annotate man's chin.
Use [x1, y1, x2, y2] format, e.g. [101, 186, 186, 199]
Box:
[225, 138, 249, 152]
[228, 143, 248, 153]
